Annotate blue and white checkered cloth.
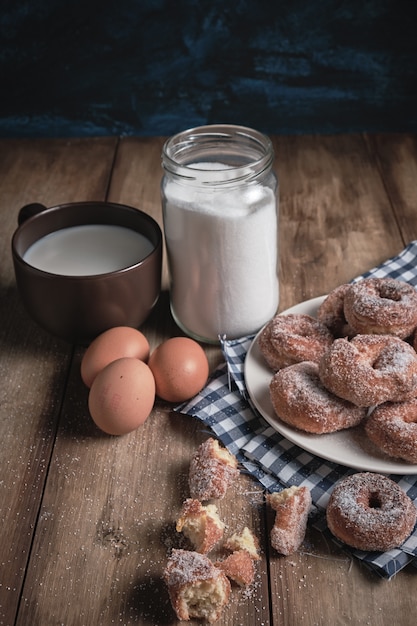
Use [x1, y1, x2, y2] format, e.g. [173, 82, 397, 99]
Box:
[175, 241, 417, 579]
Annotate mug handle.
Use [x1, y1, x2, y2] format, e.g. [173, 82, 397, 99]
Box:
[18, 203, 48, 226]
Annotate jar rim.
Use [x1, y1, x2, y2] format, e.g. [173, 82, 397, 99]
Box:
[162, 124, 274, 184]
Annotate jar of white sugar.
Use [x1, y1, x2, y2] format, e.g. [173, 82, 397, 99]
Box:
[161, 124, 279, 343]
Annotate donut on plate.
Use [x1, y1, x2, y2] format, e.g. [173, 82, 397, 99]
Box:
[317, 284, 356, 338]
[269, 361, 366, 434]
[365, 398, 417, 463]
[318, 334, 417, 407]
[258, 313, 334, 371]
[326, 472, 417, 552]
[344, 277, 417, 339]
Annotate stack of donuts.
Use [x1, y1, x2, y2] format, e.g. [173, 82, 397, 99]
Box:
[258, 277, 417, 464]
[259, 277, 417, 553]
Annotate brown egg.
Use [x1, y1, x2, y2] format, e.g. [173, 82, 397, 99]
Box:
[88, 357, 155, 435]
[81, 326, 150, 388]
[148, 337, 209, 402]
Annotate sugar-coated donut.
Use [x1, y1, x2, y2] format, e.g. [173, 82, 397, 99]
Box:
[269, 361, 366, 434]
[365, 398, 417, 463]
[326, 472, 417, 552]
[318, 334, 417, 407]
[258, 313, 334, 371]
[344, 277, 417, 339]
[317, 284, 356, 338]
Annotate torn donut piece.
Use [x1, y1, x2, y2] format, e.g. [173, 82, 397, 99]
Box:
[176, 498, 225, 554]
[267, 486, 312, 555]
[215, 526, 261, 588]
[189, 438, 239, 501]
[163, 549, 231, 623]
[223, 526, 261, 561]
[214, 550, 256, 587]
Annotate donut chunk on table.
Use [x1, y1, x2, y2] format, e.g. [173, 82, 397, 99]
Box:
[365, 398, 417, 463]
[189, 438, 239, 501]
[266, 486, 312, 555]
[326, 472, 417, 552]
[318, 334, 417, 407]
[269, 361, 366, 434]
[214, 550, 256, 587]
[163, 549, 231, 623]
[344, 277, 417, 338]
[223, 526, 261, 561]
[258, 313, 334, 371]
[215, 526, 260, 587]
[176, 498, 225, 554]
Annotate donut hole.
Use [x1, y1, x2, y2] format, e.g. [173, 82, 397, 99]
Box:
[292, 319, 319, 339]
[378, 283, 402, 302]
[372, 341, 415, 372]
[370, 352, 387, 370]
[370, 357, 380, 370]
[368, 491, 383, 509]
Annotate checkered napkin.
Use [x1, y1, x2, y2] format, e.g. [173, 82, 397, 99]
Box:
[175, 241, 417, 579]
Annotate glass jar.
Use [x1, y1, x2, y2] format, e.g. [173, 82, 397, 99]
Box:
[161, 124, 279, 343]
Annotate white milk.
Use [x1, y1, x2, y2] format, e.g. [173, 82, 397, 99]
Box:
[23, 224, 154, 276]
[163, 162, 279, 341]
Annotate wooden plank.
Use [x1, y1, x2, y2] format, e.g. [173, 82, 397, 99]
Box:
[366, 133, 417, 242]
[273, 133, 405, 311]
[0, 138, 117, 626]
[268, 526, 417, 626]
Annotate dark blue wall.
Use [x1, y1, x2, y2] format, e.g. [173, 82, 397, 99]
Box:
[1, 0, 416, 137]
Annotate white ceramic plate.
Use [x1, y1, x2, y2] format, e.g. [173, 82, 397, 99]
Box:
[244, 296, 417, 475]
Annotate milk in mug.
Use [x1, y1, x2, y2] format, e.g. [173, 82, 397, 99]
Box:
[23, 224, 154, 276]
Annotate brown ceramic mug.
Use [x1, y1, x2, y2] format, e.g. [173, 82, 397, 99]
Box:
[11, 201, 162, 343]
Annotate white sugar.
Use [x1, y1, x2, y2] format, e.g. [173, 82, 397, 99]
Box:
[163, 162, 278, 340]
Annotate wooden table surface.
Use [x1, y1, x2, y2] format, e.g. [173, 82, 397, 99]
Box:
[1, 134, 417, 626]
